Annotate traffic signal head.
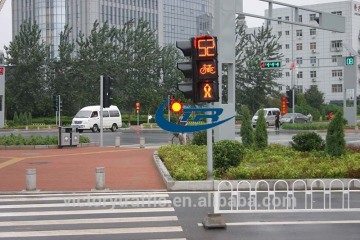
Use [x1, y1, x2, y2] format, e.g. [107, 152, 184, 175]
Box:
[286, 89, 293, 108]
[260, 60, 281, 69]
[53, 95, 59, 111]
[103, 77, 114, 108]
[176, 35, 219, 103]
[193, 35, 219, 103]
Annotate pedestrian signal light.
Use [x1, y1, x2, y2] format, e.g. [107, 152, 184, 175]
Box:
[198, 81, 218, 102]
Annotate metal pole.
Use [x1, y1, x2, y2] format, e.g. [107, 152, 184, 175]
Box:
[58, 95, 61, 126]
[291, 9, 295, 117]
[55, 111, 58, 126]
[100, 75, 104, 147]
[137, 112, 139, 126]
[206, 103, 213, 180]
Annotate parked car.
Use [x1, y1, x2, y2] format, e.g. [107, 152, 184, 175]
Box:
[280, 113, 309, 124]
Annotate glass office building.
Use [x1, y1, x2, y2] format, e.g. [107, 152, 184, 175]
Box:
[12, 0, 213, 58]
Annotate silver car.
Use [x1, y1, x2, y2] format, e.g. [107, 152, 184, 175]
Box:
[280, 113, 309, 124]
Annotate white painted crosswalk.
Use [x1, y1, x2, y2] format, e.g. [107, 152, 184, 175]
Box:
[0, 192, 186, 240]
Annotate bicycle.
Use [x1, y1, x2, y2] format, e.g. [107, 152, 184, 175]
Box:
[171, 133, 191, 145]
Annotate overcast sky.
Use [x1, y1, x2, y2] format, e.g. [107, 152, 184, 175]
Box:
[0, 0, 343, 54]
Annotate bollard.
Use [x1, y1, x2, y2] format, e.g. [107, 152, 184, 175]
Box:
[26, 169, 37, 191]
[115, 136, 121, 147]
[37, 126, 40, 130]
[25, 126, 28, 131]
[95, 167, 105, 190]
[140, 137, 145, 148]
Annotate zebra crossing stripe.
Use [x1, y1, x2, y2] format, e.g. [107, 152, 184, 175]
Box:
[0, 226, 183, 238]
[0, 199, 172, 209]
[0, 207, 175, 217]
[0, 216, 178, 226]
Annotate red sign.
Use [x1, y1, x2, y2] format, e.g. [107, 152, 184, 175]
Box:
[0, 67, 3, 75]
[281, 96, 288, 115]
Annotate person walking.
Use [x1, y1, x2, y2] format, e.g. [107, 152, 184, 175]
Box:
[275, 112, 280, 134]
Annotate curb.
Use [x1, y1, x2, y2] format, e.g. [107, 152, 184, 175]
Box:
[152, 151, 360, 191]
[0, 142, 99, 150]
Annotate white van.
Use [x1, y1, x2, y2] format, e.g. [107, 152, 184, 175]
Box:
[251, 108, 280, 128]
[71, 105, 122, 133]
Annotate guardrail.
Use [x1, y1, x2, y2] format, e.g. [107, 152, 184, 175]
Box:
[214, 179, 360, 213]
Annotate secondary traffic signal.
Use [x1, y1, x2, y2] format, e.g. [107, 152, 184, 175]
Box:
[260, 60, 281, 69]
[286, 89, 293, 108]
[176, 40, 194, 99]
[53, 95, 59, 111]
[103, 76, 113, 108]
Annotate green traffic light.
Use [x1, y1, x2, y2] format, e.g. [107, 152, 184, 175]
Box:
[261, 61, 281, 69]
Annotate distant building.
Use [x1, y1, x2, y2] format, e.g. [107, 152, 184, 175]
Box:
[12, 0, 213, 58]
[249, 1, 360, 103]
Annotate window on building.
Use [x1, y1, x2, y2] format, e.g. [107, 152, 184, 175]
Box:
[332, 84, 343, 93]
[278, 17, 282, 24]
[296, 85, 303, 93]
[310, 28, 316, 36]
[297, 71, 303, 78]
[331, 11, 342, 15]
[277, 72, 283, 78]
[332, 55, 342, 63]
[331, 40, 342, 51]
[332, 70, 343, 77]
[296, 57, 303, 64]
[285, 44, 290, 49]
[286, 72, 290, 77]
[296, 30, 302, 37]
[298, 15, 302, 22]
[285, 16, 289, 21]
[286, 58, 290, 63]
[310, 42, 317, 50]
[310, 71, 317, 78]
[279, 45, 282, 49]
[279, 86, 283, 91]
[278, 31, 282, 37]
[310, 57, 317, 64]
[285, 30, 290, 35]
[309, 14, 316, 21]
[296, 43, 303, 50]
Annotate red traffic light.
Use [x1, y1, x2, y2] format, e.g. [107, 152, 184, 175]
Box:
[136, 102, 140, 110]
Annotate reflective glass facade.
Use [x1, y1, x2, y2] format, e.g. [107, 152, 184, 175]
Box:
[12, 0, 213, 58]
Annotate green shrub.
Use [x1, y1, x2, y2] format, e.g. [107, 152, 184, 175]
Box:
[191, 131, 207, 146]
[213, 140, 245, 174]
[0, 134, 90, 145]
[290, 132, 325, 152]
[240, 106, 253, 148]
[254, 108, 268, 150]
[326, 111, 346, 157]
[281, 122, 328, 130]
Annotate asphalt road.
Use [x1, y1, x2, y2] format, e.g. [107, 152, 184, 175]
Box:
[1, 128, 360, 147]
[1, 192, 359, 240]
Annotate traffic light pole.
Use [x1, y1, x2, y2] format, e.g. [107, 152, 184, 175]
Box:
[100, 75, 104, 147]
[58, 95, 61, 127]
[206, 103, 213, 180]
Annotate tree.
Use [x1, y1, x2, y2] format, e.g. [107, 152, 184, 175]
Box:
[240, 105, 254, 147]
[235, 19, 283, 114]
[325, 110, 346, 157]
[304, 85, 324, 110]
[254, 108, 268, 149]
[5, 20, 50, 117]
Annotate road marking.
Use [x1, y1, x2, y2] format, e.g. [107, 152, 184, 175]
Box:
[0, 148, 144, 170]
[0, 226, 183, 238]
[197, 220, 360, 227]
[0, 200, 172, 209]
[0, 207, 175, 217]
[0, 193, 170, 202]
[0, 216, 178, 226]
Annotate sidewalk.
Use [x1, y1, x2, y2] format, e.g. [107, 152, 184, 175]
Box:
[0, 147, 166, 192]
